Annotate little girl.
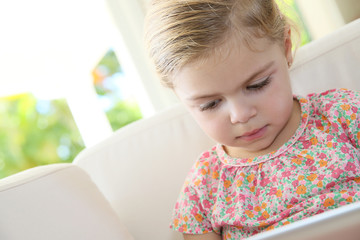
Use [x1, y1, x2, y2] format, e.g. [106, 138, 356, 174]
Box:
[145, 0, 360, 239]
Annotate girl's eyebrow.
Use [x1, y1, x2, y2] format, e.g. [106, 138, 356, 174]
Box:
[187, 61, 275, 101]
[244, 61, 275, 84]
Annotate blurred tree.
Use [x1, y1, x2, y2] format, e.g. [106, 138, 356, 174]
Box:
[106, 100, 142, 131]
[93, 49, 143, 131]
[0, 48, 143, 179]
[0, 94, 84, 178]
[276, 0, 312, 46]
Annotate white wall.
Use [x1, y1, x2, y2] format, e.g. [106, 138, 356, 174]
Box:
[105, 0, 179, 114]
[296, 0, 359, 40]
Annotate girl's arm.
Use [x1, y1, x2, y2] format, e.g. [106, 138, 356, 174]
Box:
[184, 232, 222, 240]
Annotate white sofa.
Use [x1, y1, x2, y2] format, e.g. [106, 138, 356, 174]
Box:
[0, 19, 359, 240]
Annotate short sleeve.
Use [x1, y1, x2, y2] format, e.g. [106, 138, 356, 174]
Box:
[311, 89, 360, 149]
[170, 152, 218, 234]
[170, 182, 213, 234]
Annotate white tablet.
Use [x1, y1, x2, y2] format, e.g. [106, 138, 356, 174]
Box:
[247, 201, 360, 240]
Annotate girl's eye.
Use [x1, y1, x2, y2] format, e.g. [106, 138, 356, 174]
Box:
[247, 76, 271, 91]
[199, 99, 222, 111]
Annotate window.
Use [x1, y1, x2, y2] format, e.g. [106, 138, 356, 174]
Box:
[0, 94, 84, 178]
[92, 49, 143, 131]
[276, 0, 312, 46]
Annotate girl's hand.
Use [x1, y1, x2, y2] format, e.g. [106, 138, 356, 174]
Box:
[184, 232, 222, 240]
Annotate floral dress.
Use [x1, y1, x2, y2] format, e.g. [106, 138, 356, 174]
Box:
[170, 89, 360, 239]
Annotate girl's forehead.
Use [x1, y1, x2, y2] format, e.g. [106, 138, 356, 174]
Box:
[173, 38, 281, 90]
[190, 36, 274, 69]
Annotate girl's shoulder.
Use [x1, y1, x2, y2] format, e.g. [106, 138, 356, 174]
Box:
[195, 145, 222, 168]
[306, 88, 360, 115]
[308, 88, 360, 103]
[185, 145, 222, 185]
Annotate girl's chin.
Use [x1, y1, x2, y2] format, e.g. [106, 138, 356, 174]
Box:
[224, 139, 276, 158]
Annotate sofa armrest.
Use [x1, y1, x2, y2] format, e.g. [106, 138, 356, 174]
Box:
[0, 163, 134, 240]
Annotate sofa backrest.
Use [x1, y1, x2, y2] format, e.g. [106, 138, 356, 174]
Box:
[0, 164, 133, 240]
[74, 19, 360, 240]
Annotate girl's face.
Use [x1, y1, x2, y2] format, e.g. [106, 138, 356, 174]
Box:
[173, 36, 300, 158]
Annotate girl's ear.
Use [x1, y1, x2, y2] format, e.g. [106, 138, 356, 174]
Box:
[284, 27, 293, 67]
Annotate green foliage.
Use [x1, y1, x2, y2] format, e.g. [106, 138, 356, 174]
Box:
[0, 48, 143, 179]
[93, 48, 143, 131]
[0, 94, 84, 179]
[96, 50, 122, 76]
[106, 99, 142, 131]
[276, 0, 312, 46]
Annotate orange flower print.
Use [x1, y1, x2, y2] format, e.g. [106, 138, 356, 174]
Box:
[296, 185, 307, 195]
[341, 104, 351, 111]
[327, 142, 333, 148]
[298, 175, 305, 180]
[224, 180, 231, 188]
[195, 214, 203, 222]
[247, 173, 255, 183]
[182, 224, 188, 232]
[262, 211, 270, 219]
[245, 210, 254, 218]
[258, 222, 267, 227]
[194, 179, 201, 186]
[300, 150, 308, 155]
[323, 198, 335, 208]
[236, 180, 243, 187]
[310, 137, 318, 145]
[317, 181, 323, 188]
[173, 218, 179, 227]
[265, 225, 275, 231]
[250, 186, 256, 192]
[355, 177, 360, 183]
[212, 171, 219, 179]
[347, 196, 353, 203]
[351, 113, 356, 120]
[201, 168, 208, 175]
[292, 158, 302, 165]
[254, 206, 262, 212]
[276, 189, 282, 198]
[307, 174, 317, 181]
[259, 163, 264, 169]
[262, 202, 267, 209]
[226, 196, 232, 202]
[183, 216, 189, 222]
[317, 125, 324, 131]
[319, 159, 328, 167]
[224, 233, 232, 239]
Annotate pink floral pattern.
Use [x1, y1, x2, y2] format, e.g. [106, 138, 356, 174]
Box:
[170, 89, 360, 239]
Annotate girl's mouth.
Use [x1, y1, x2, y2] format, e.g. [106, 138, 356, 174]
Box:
[237, 126, 267, 141]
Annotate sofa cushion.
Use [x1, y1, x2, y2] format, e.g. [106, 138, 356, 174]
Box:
[0, 164, 134, 240]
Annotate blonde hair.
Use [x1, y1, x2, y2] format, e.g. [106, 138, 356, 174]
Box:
[144, 0, 295, 88]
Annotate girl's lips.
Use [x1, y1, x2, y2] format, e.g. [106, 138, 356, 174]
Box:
[237, 126, 267, 141]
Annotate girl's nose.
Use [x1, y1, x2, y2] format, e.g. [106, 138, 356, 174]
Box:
[229, 100, 257, 124]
